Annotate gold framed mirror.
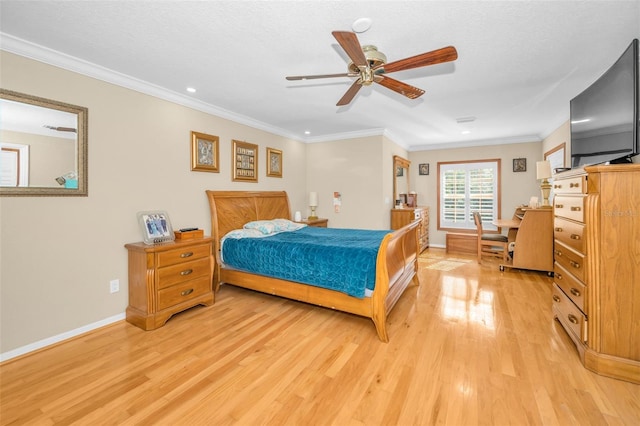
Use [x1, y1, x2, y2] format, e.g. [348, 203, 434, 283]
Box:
[0, 89, 88, 196]
[393, 155, 410, 206]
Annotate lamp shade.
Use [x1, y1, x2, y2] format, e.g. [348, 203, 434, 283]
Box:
[309, 191, 318, 207]
[536, 161, 552, 180]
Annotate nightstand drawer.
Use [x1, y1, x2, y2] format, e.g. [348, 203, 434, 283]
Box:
[552, 283, 586, 342]
[157, 243, 211, 267]
[554, 241, 586, 282]
[554, 196, 585, 222]
[157, 276, 212, 311]
[554, 217, 585, 253]
[157, 257, 211, 289]
[554, 262, 586, 312]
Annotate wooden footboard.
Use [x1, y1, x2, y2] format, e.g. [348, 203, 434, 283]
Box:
[206, 190, 420, 342]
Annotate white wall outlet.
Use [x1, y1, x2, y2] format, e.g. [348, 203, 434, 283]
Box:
[109, 279, 120, 294]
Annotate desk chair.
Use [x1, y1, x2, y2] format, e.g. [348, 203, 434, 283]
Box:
[473, 212, 509, 264]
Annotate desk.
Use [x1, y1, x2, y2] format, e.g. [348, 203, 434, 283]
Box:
[494, 208, 553, 273]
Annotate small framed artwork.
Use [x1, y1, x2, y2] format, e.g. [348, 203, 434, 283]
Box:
[232, 140, 258, 182]
[513, 158, 527, 172]
[266, 147, 283, 178]
[396, 166, 404, 177]
[191, 131, 219, 172]
[419, 163, 429, 175]
[137, 210, 175, 245]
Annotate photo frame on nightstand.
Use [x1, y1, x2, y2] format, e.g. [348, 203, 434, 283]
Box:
[137, 210, 175, 245]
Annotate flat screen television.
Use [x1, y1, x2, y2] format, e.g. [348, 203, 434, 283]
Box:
[570, 39, 639, 168]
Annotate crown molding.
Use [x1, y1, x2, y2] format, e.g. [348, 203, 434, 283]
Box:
[409, 134, 542, 152]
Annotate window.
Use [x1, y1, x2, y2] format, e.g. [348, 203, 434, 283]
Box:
[438, 159, 501, 231]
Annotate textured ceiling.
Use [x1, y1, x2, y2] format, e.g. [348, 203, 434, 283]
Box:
[1, 1, 639, 150]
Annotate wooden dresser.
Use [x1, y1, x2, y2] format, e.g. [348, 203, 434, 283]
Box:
[390, 207, 429, 252]
[125, 237, 215, 330]
[552, 165, 640, 383]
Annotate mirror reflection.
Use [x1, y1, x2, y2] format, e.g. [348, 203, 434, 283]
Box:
[0, 89, 87, 196]
[393, 155, 411, 207]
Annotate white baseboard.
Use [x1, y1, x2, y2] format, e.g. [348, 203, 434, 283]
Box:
[0, 312, 126, 363]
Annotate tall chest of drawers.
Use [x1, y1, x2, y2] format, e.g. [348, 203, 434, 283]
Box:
[552, 165, 640, 383]
[125, 238, 215, 330]
[390, 207, 429, 252]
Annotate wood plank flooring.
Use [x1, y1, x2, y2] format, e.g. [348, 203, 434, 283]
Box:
[1, 248, 639, 425]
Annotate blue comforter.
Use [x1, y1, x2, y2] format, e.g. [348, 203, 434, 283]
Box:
[221, 227, 391, 298]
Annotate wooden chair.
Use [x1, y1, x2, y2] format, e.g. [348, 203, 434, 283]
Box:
[472, 212, 509, 264]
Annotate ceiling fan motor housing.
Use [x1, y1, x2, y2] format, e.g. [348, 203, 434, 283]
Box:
[347, 45, 387, 73]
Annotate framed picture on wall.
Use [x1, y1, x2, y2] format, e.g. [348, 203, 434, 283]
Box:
[544, 142, 566, 174]
[419, 163, 429, 175]
[191, 131, 219, 172]
[266, 147, 282, 178]
[232, 140, 258, 182]
[513, 158, 527, 172]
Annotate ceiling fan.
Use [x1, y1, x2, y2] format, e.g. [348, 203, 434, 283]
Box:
[286, 31, 458, 106]
[43, 125, 77, 133]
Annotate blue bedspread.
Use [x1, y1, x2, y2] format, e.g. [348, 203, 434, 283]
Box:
[221, 227, 391, 298]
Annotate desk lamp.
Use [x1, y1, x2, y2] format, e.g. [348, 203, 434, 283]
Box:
[536, 161, 552, 208]
[308, 191, 318, 220]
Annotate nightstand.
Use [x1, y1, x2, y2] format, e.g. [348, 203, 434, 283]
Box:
[296, 218, 328, 228]
[125, 237, 214, 330]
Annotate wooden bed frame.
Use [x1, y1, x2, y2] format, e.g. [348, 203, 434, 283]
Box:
[205, 190, 420, 342]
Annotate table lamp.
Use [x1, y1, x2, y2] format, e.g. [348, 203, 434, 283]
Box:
[536, 161, 552, 208]
[308, 191, 318, 220]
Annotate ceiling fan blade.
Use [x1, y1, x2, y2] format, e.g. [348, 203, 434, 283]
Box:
[336, 80, 363, 106]
[374, 46, 458, 74]
[43, 125, 77, 133]
[375, 75, 425, 99]
[332, 31, 367, 69]
[286, 72, 357, 81]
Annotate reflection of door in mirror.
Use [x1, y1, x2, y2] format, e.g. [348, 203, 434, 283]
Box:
[0, 89, 87, 196]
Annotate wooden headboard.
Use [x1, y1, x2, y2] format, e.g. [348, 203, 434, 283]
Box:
[205, 190, 291, 249]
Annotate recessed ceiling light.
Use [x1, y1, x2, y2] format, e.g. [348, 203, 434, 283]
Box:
[352, 17, 372, 33]
[186, 87, 196, 93]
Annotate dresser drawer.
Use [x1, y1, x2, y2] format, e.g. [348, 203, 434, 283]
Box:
[157, 257, 211, 289]
[553, 175, 586, 194]
[157, 276, 212, 311]
[157, 243, 211, 267]
[554, 262, 586, 312]
[552, 283, 587, 342]
[554, 217, 585, 253]
[554, 196, 585, 222]
[554, 241, 586, 282]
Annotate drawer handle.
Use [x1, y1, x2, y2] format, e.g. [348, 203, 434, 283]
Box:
[180, 252, 194, 258]
[554, 250, 562, 257]
[555, 227, 563, 232]
[570, 183, 580, 188]
[570, 234, 581, 240]
[180, 269, 193, 276]
[552, 295, 561, 303]
[570, 206, 581, 212]
[569, 260, 580, 269]
[555, 204, 564, 209]
[554, 184, 562, 189]
[567, 314, 579, 325]
[181, 288, 194, 296]
[570, 288, 581, 297]
[556, 273, 563, 280]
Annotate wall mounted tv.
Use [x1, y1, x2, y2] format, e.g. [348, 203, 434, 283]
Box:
[570, 38, 639, 168]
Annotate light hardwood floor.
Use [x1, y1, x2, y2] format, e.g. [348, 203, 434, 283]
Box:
[1, 248, 639, 425]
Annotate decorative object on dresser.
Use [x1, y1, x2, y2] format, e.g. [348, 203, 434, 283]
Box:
[125, 237, 215, 330]
[552, 165, 640, 384]
[493, 207, 554, 273]
[266, 147, 282, 178]
[137, 210, 175, 245]
[232, 140, 258, 182]
[536, 160, 553, 208]
[206, 190, 420, 342]
[390, 207, 429, 252]
[190, 131, 219, 173]
[308, 191, 318, 220]
[295, 217, 328, 228]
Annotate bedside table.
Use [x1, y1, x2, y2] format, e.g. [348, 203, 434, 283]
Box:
[296, 218, 328, 228]
[125, 237, 214, 330]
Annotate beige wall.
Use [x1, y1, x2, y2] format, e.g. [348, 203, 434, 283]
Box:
[409, 141, 543, 247]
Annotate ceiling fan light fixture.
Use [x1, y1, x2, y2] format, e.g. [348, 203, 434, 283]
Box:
[352, 17, 372, 33]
